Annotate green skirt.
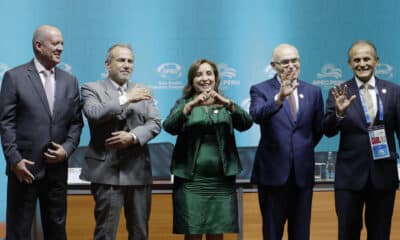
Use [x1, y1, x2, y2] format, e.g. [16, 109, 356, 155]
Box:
[173, 135, 239, 234]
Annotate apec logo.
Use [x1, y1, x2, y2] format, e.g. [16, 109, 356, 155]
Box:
[58, 62, 73, 74]
[375, 63, 393, 79]
[157, 63, 182, 80]
[316, 64, 342, 79]
[264, 61, 276, 79]
[218, 63, 240, 86]
[313, 64, 344, 90]
[0, 63, 10, 79]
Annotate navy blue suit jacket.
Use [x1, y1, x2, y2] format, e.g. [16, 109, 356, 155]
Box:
[0, 60, 83, 181]
[250, 76, 324, 188]
[323, 77, 400, 191]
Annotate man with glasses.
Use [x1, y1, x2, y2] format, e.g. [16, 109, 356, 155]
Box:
[249, 44, 324, 240]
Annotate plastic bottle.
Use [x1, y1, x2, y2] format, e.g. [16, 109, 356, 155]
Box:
[326, 151, 335, 180]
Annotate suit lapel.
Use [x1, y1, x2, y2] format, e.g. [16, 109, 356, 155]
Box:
[103, 79, 120, 99]
[53, 68, 65, 117]
[27, 61, 52, 116]
[348, 78, 368, 124]
[375, 78, 387, 123]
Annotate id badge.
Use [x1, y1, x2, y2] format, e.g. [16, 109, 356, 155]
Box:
[368, 125, 390, 160]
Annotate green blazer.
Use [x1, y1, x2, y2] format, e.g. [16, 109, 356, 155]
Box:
[163, 98, 253, 179]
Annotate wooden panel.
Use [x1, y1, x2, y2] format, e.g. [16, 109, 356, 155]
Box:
[0, 222, 5, 238]
[66, 191, 400, 240]
[242, 191, 400, 240]
[67, 194, 237, 240]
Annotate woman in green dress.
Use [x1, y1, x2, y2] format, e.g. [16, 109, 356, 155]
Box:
[163, 59, 253, 240]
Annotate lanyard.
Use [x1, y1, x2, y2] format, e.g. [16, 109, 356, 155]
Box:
[359, 88, 384, 124]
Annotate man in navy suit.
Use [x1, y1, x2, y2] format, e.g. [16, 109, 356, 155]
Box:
[0, 25, 83, 240]
[323, 41, 400, 240]
[250, 44, 324, 240]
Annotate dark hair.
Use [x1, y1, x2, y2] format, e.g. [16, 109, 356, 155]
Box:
[182, 59, 221, 98]
[348, 40, 378, 62]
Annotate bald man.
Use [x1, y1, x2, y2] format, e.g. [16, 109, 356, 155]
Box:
[249, 44, 324, 239]
[0, 25, 83, 240]
[323, 41, 400, 240]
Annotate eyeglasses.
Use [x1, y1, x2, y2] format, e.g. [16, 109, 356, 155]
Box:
[274, 58, 300, 67]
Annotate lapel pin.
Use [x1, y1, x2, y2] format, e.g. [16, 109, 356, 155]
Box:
[381, 88, 387, 94]
[213, 109, 219, 114]
[299, 93, 304, 99]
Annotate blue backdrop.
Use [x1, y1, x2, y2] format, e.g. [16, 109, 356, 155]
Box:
[1, 0, 400, 222]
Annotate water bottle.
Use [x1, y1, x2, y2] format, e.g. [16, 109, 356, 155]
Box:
[325, 151, 335, 180]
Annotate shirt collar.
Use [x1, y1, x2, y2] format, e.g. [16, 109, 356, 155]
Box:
[109, 79, 127, 91]
[355, 75, 376, 89]
[34, 58, 55, 74]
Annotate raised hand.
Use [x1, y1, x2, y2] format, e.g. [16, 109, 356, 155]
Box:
[331, 84, 356, 116]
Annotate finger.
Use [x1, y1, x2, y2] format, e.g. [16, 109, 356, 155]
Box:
[44, 152, 56, 158]
[348, 95, 357, 103]
[343, 84, 348, 95]
[51, 142, 62, 148]
[105, 136, 119, 143]
[24, 169, 35, 181]
[23, 160, 35, 166]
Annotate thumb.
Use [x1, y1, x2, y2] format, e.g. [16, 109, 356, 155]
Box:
[23, 160, 35, 165]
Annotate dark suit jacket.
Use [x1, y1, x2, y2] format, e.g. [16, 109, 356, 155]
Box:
[249, 76, 324, 188]
[79, 80, 161, 186]
[0, 60, 83, 181]
[323, 77, 400, 191]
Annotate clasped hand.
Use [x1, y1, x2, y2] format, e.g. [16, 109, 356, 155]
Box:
[126, 87, 152, 103]
[105, 131, 135, 149]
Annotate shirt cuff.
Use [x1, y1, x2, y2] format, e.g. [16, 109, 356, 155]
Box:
[129, 132, 137, 144]
[274, 94, 283, 107]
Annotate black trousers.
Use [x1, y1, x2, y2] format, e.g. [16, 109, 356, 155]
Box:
[6, 174, 67, 240]
[335, 184, 396, 240]
[90, 183, 152, 240]
[257, 171, 313, 240]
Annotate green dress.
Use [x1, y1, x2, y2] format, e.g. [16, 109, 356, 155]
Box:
[173, 106, 239, 234]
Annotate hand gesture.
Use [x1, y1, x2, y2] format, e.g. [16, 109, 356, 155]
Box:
[278, 79, 299, 101]
[331, 84, 356, 116]
[183, 91, 212, 115]
[105, 131, 135, 149]
[13, 159, 35, 183]
[44, 142, 67, 163]
[126, 87, 152, 103]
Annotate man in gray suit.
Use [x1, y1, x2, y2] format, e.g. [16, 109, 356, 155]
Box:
[80, 43, 161, 240]
[0, 25, 83, 240]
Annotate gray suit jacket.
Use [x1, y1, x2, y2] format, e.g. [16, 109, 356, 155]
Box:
[0, 60, 83, 180]
[80, 79, 161, 185]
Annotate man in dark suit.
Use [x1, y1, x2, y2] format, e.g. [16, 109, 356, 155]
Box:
[249, 44, 324, 240]
[323, 41, 400, 240]
[79, 44, 161, 240]
[0, 25, 83, 240]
